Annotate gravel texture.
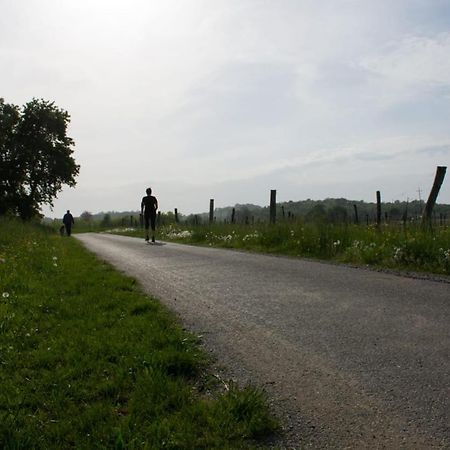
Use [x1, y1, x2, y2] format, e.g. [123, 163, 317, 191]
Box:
[76, 233, 450, 449]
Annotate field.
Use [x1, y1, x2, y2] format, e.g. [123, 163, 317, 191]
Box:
[0, 218, 277, 449]
[112, 221, 450, 276]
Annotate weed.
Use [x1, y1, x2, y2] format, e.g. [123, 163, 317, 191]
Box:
[113, 222, 450, 275]
[0, 218, 277, 449]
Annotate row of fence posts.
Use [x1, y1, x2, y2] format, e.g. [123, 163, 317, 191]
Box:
[125, 166, 446, 229]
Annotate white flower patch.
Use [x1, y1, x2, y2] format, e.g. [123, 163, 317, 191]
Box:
[167, 230, 192, 239]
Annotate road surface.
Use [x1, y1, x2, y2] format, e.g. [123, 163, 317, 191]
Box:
[76, 233, 450, 449]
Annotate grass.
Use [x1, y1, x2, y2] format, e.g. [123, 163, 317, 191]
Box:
[112, 222, 450, 276]
[0, 218, 278, 449]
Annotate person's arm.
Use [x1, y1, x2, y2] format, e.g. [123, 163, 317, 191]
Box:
[155, 197, 158, 211]
[141, 198, 144, 215]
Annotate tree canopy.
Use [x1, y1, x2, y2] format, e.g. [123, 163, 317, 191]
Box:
[0, 98, 79, 219]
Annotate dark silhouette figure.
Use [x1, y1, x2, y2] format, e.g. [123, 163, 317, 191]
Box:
[141, 188, 158, 242]
[63, 210, 75, 236]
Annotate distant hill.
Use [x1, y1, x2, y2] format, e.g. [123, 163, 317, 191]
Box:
[61, 198, 450, 225]
[183, 198, 450, 224]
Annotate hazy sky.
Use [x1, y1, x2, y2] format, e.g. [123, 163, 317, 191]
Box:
[1, 0, 449, 217]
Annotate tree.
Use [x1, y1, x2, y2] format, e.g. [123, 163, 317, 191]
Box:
[0, 99, 21, 215]
[0, 98, 80, 219]
[100, 213, 112, 228]
[80, 211, 93, 223]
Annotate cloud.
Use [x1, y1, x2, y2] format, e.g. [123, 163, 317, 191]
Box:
[2, 1, 449, 217]
[415, 144, 450, 156]
[359, 33, 450, 107]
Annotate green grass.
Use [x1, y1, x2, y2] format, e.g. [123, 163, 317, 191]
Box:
[113, 222, 450, 275]
[0, 218, 278, 449]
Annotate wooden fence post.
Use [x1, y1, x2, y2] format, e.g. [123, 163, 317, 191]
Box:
[174, 208, 179, 223]
[353, 204, 359, 224]
[270, 189, 276, 224]
[376, 191, 381, 227]
[209, 199, 214, 224]
[422, 166, 447, 227]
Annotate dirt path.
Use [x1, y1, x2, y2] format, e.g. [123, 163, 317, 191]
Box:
[76, 233, 450, 449]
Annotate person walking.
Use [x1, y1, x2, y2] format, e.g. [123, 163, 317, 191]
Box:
[63, 210, 75, 236]
[141, 188, 158, 243]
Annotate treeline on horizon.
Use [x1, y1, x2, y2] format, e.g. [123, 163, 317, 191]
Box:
[48, 197, 450, 227]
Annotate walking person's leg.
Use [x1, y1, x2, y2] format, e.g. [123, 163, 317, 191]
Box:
[150, 213, 156, 243]
[144, 215, 150, 241]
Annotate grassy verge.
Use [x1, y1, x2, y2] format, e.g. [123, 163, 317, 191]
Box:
[111, 222, 450, 276]
[0, 218, 277, 449]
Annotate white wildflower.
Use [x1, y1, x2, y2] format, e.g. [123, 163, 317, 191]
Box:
[52, 256, 58, 261]
[2, 292, 10, 298]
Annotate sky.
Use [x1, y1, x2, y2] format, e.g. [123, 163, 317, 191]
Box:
[1, 0, 449, 218]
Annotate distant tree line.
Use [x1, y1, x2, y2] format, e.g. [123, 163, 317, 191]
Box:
[184, 198, 450, 225]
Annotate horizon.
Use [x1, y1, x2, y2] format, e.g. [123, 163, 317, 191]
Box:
[46, 194, 448, 220]
[2, 1, 449, 218]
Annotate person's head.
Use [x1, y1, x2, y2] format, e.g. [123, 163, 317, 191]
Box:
[67, 210, 70, 213]
[146, 188, 152, 195]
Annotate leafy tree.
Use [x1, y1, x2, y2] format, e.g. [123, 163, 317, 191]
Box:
[100, 213, 112, 228]
[80, 211, 93, 222]
[0, 99, 20, 215]
[0, 98, 79, 219]
[305, 204, 327, 223]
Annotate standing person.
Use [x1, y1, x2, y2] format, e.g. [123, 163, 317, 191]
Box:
[63, 210, 75, 236]
[141, 188, 158, 243]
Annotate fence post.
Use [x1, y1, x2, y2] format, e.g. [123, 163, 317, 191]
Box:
[376, 191, 381, 227]
[353, 204, 359, 224]
[270, 189, 276, 224]
[174, 208, 179, 223]
[209, 199, 214, 224]
[422, 166, 447, 227]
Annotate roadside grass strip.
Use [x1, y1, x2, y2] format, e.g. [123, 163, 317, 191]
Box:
[114, 223, 450, 276]
[0, 219, 277, 449]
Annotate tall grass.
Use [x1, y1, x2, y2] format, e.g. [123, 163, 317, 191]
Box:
[114, 221, 450, 275]
[0, 218, 277, 449]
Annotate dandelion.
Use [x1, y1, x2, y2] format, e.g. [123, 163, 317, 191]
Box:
[2, 292, 9, 298]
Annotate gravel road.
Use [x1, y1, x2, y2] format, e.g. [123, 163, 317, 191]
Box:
[75, 233, 450, 449]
